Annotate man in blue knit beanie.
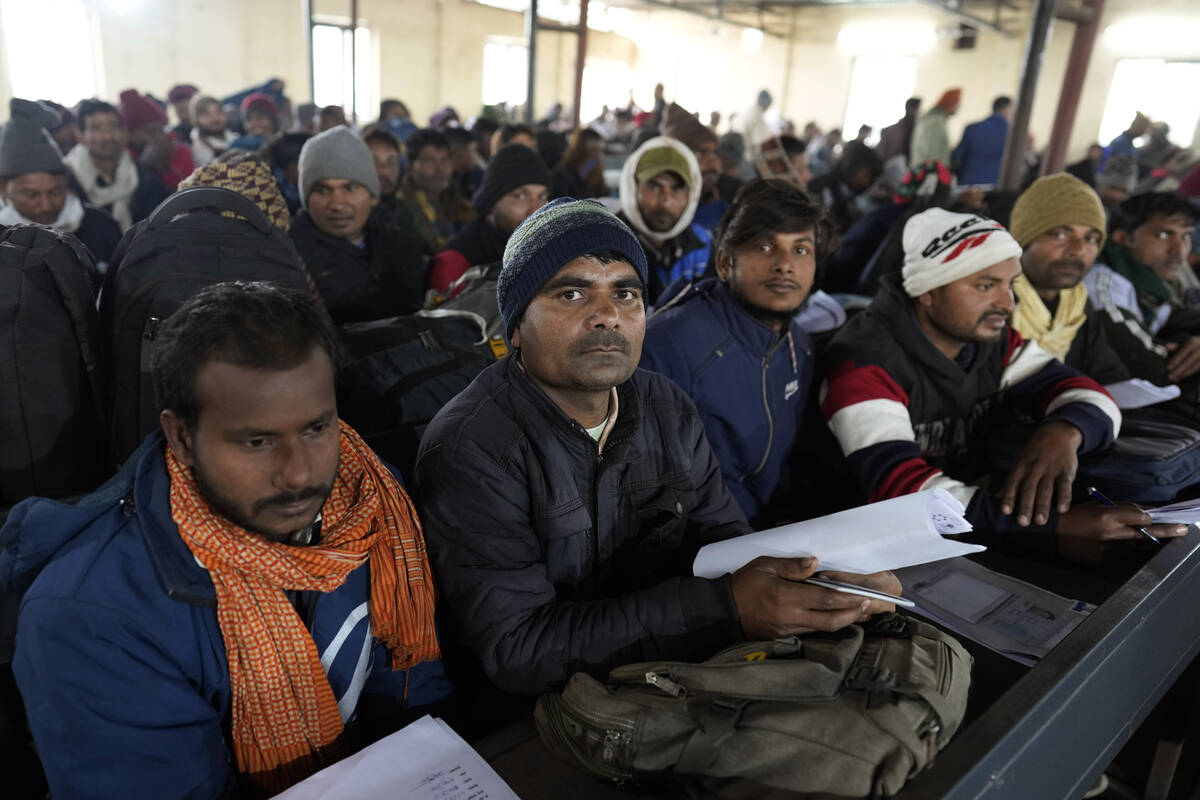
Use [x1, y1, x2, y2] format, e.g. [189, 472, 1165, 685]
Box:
[414, 198, 900, 720]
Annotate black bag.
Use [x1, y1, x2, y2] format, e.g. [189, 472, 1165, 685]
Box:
[100, 188, 311, 469]
[337, 311, 503, 483]
[1075, 408, 1200, 503]
[0, 225, 107, 507]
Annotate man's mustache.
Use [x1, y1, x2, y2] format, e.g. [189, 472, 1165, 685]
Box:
[569, 330, 631, 356]
[253, 485, 330, 514]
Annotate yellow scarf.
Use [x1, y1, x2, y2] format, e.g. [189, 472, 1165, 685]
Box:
[1011, 274, 1088, 361]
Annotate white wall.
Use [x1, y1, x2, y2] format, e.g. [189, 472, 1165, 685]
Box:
[0, 0, 1196, 164]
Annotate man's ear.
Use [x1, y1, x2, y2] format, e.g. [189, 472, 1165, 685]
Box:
[715, 249, 734, 282]
[918, 290, 935, 309]
[1110, 229, 1128, 246]
[510, 325, 522, 350]
[160, 410, 196, 468]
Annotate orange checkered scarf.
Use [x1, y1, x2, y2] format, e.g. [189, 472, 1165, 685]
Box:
[166, 420, 440, 794]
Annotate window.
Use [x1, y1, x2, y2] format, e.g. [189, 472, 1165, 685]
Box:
[842, 56, 918, 148]
[482, 39, 528, 108]
[1, 0, 97, 104]
[580, 59, 634, 123]
[1098, 59, 1200, 148]
[312, 23, 374, 121]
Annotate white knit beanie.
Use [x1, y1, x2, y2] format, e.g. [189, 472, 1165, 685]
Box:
[901, 208, 1023, 297]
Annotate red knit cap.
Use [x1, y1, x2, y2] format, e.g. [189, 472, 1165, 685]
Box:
[119, 89, 167, 130]
[240, 92, 278, 117]
[936, 88, 963, 110]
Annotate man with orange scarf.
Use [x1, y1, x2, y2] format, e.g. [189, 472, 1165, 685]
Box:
[1, 282, 449, 797]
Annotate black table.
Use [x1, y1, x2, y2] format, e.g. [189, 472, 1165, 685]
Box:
[477, 532, 1200, 800]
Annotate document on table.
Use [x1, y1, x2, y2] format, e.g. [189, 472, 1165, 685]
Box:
[271, 715, 520, 800]
[895, 558, 1094, 666]
[1102, 378, 1181, 409]
[1147, 497, 1200, 525]
[693, 489, 984, 578]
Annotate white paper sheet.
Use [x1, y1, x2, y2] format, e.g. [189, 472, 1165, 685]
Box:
[1102, 378, 1181, 409]
[1147, 497, 1200, 525]
[272, 716, 520, 800]
[693, 489, 984, 578]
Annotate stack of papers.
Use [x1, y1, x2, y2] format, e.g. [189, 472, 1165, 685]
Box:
[272, 715, 520, 800]
[1102, 378, 1181, 409]
[895, 558, 1094, 666]
[693, 489, 984, 578]
[1147, 498, 1200, 525]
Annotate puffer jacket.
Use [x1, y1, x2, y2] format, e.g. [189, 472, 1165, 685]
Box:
[0, 432, 451, 799]
[414, 356, 750, 696]
[641, 278, 814, 526]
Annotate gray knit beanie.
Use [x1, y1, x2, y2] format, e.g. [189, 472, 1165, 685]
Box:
[498, 198, 648, 339]
[297, 125, 381, 208]
[0, 98, 66, 179]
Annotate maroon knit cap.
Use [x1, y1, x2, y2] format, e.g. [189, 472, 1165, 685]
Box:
[119, 89, 166, 130]
[240, 92, 278, 117]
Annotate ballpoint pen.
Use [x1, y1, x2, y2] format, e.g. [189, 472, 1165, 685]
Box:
[1086, 486, 1160, 543]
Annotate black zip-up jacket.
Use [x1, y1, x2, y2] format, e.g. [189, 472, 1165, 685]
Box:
[289, 208, 426, 324]
[414, 356, 750, 696]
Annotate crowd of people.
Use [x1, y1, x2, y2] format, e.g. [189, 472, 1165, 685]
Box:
[1, 73, 1199, 798]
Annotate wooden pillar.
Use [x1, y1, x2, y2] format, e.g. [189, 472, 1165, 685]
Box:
[1042, 0, 1104, 175]
[998, 0, 1056, 191]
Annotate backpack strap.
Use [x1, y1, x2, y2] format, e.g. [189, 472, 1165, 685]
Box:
[147, 187, 273, 235]
[675, 698, 750, 775]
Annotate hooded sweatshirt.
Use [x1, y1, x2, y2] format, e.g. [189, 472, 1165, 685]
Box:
[618, 136, 712, 303]
[821, 274, 1121, 536]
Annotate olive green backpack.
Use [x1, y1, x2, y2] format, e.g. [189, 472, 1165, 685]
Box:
[534, 613, 972, 799]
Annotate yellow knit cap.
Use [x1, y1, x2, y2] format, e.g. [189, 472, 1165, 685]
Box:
[1009, 173, 1107, 249]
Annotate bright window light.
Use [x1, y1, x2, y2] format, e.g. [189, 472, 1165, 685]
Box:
[1097, 59, 1200, 148]
[312, 24, 375, 121]
[838, 22, 935, 56]
[482, 40, 528, 108]
[843, 56, 918, 148]
[741, 28, 764, 56]
[1103, 18, 1200, 57]
[2, 0, 97, 105]
[580, 59, 633, 123]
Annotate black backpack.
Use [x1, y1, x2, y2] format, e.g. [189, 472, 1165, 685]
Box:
[336, 311, 505, 483]
[100, 187, 311, 469]
[0, 225, 107, 508]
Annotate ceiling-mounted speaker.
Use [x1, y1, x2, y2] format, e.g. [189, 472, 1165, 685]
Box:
[954, 23, 978, 49]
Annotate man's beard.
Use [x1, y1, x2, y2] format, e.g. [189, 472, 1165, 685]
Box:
[192, 459, 332, 542]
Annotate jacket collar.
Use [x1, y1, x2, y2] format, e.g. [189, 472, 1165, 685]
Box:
[131, 433, 218, 607]
[662, 277, 808, 363]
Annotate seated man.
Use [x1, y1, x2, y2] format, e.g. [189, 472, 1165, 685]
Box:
[0, 98, 121, 276]
[641, 179, 834, 526]
[617, 136, 713, 303]
[416, 199, 900, 703]
[1084, 193, 1200, 389]
[399, 129, 476, 254]
[822, 208, 1181, 541]
[118, 89, 195, 190]
[188, 94, 238, 167]
[289, 125, 427, 324]
[2, 282, 449, 797]
[63, 98, 171, 231]
[1006, 173, 1130, 383]
[662, 102, 729, 239]
[427, 143, 550, 295]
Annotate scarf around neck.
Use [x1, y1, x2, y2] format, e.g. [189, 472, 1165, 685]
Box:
[1011, 273, 1088, 361]
[167, 420, 440, 794]
[63, 143, 138, 231]
[0, 191, 85, 232]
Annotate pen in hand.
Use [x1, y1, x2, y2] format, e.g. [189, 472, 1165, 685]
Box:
[1085, 486, 1160, 543]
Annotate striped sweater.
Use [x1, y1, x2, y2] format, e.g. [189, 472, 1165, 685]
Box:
[821, 276, 1121, 535]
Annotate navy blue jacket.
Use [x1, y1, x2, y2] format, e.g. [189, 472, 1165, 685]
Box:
[640, 279, 814, 526]
[0, 433, 450, 799]
[953, 114, 1009, 186]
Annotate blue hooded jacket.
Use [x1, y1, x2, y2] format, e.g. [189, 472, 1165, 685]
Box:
[0, 432, 450, 799]
[640, 278, 814, 526]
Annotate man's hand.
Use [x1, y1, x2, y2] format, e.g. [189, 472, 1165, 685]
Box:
[730, 556, 899, 640]
[1058, 503, 1188, 541]
[1165, 337, 1200, 382]
[1000, 421, 1083, 527]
